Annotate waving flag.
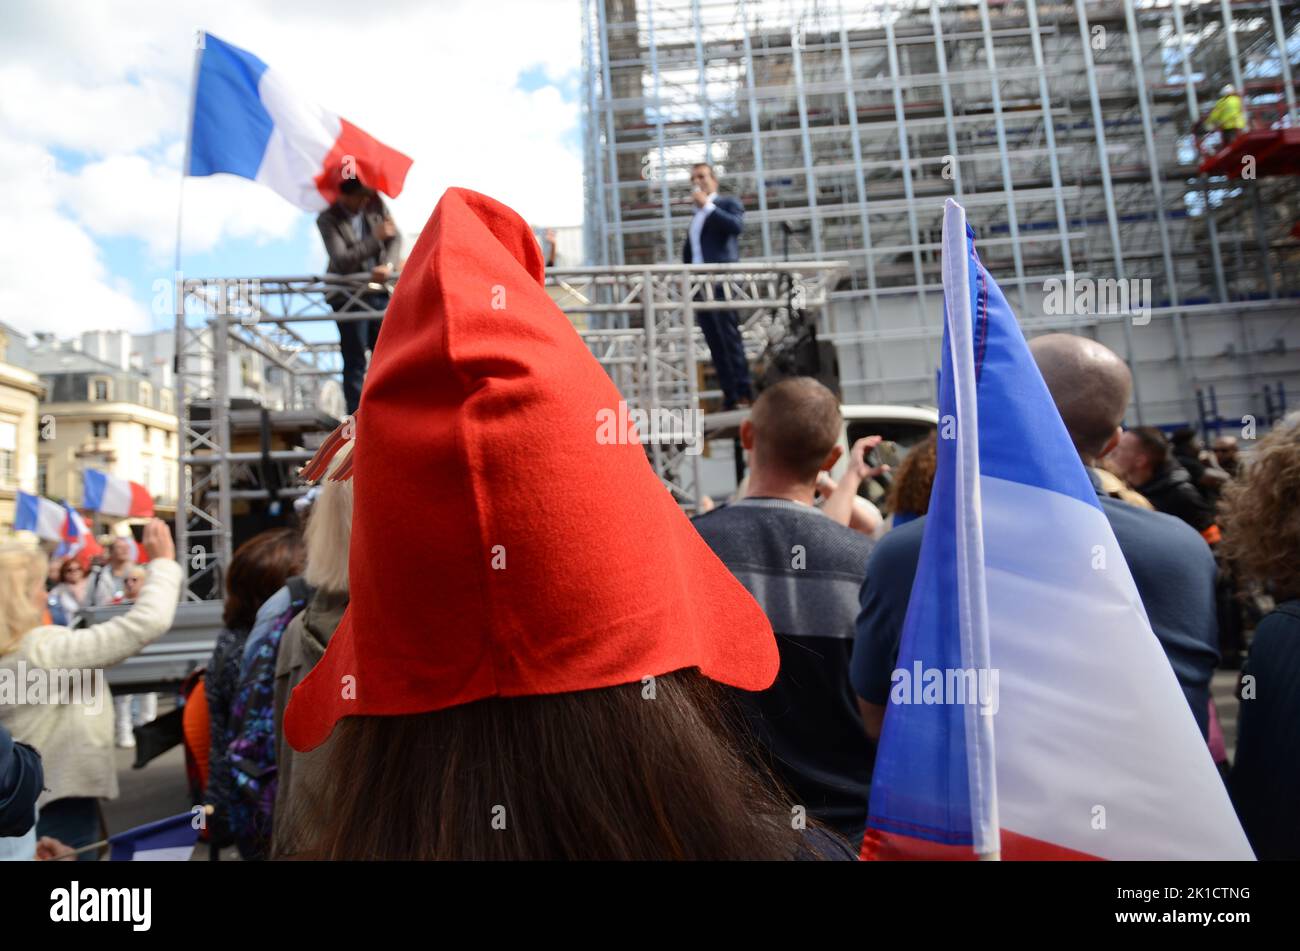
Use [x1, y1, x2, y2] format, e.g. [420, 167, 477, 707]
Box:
[122, 536, 151, 565]
[187, 32, 413, 210]
[863, 199, 1252, 861]
[83, 469, 154, 518]
[56, 504, 103, 569]
[14, 492, 67, 541]
[109, 811, 201, 861]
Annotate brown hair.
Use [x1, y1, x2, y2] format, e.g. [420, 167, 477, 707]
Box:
[887, 431, 938, 517]
[1218, 418, 1300, 601]
[749, 377, 841, 482]
[1127, 426, 1171, 467]
[222, 527, 306, 631]
[289, 669, 815, 860]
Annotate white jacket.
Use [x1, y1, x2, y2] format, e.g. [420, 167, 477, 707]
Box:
[0, 560, 181, 805]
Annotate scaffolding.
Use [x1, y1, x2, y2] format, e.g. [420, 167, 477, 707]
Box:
[582, 0, 1300, 427]
[173, 263, 842, 600]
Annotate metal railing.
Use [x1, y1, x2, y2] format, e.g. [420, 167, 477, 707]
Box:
[174, 262, 845, 600]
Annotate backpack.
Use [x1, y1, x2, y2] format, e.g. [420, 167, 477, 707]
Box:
[224, 576, 314, 860]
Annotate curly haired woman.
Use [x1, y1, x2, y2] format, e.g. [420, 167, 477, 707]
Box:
[1218, 414, 1300, 860]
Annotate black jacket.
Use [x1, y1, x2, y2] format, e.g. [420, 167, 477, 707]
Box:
[0, 723, 43, 837]
[680, 194, 744, 264]
[316, 197, 402, 276]
[1137, 463, 1215, 533]
[1230, 600, 1300, 859]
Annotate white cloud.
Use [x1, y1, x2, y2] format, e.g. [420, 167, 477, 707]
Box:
[0, 139, 151, 336]
[0, 0, 585, 338]
[61, 153, 301, 257]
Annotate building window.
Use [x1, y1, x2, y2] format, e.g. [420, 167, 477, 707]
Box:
[160, 390, 173, 414]
[139, 381, 152, 407]
[92, 377, 112, 401]
[0, 421, 15, 488]
[37, 459, 48, 497]
[92, 420, 109, 439]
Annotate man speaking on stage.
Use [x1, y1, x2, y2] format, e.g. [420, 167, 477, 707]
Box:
[682, 163, 754, 410]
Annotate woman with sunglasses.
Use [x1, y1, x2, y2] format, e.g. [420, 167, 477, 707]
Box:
[48, 558, 91, 627]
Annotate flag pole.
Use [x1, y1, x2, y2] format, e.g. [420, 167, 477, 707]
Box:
[174, 32, 202, 284]
[173, 33, 201, 596]
[941, 198, 1002, 862]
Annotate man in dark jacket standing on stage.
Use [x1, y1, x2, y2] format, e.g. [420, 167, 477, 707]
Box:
[318, 178, 402, 416]
[682, 163, 753, 410]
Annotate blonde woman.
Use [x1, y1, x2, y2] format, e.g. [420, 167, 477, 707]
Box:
[0, 518, 179, 860]
[271, 457, 353, 858]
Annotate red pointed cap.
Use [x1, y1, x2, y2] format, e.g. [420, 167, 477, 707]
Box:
[285, 187, 777, 752]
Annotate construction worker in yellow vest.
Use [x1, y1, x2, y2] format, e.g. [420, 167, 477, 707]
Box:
[1204, 84, 1247, 146]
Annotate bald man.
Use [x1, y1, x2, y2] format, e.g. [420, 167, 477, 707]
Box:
[850, 334, 1220, 739]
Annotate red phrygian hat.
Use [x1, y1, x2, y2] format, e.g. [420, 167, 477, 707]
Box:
[284, 187, 777, 752]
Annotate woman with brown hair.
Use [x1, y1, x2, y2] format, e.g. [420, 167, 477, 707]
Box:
[885, 431, 937, 526]
[1218, 415, 1300, 860]
[282, 188, 855, 861]
[48, 557, 91, 627]
[314, 669, 825, 860]
[204, 527, 305, 851]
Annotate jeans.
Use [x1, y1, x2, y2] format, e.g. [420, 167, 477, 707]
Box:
[114, 693, 157, 746]
[334, 292, 389, 416]
[37, 797, 102, 861]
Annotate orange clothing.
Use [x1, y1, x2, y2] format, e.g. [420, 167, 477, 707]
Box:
[182, 678, 211, 793]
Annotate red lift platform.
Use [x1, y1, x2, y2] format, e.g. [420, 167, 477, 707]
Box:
[1199, 126, 1300, 179]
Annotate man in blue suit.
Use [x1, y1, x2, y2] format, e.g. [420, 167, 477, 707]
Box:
[682, 163, 754, 409]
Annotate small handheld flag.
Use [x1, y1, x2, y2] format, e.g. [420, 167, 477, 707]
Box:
[14, 492, 67, 541]
[108, 811, 201, 862]
[187, 32, 413, 210]
[56, 504, 103, 569]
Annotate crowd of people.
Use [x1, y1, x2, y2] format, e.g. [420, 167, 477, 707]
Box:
[0, 188, 1296, 862]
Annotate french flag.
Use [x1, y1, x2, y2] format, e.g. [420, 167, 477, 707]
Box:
[109, 811, 201, 861]
[14, 492, 67, 541]
[123, 537, 151, 565]
[83, 469, 155, 518]
[862, 200, 1252, 861]
[56, 504, 104, 570]
[187, 32, 413, 210]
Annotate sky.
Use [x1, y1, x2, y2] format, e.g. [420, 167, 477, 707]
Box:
[0, 0, 586, 340]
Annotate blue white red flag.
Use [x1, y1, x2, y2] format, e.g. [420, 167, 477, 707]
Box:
[83, 469, 154, 518]
[863, 199, 1253, 861]
[187, 33, 413, 211]
[14, 492, 66, 541]
[109, 811, 200, 862]
[55, 504, 103, 568]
